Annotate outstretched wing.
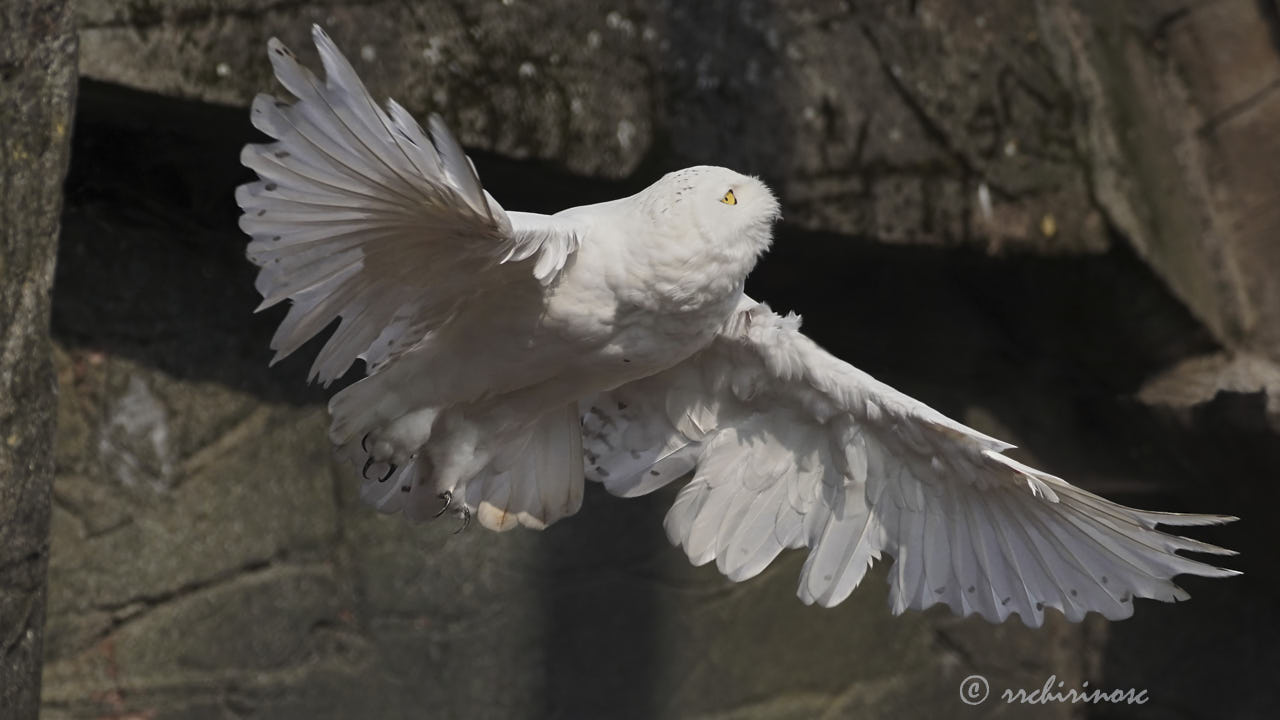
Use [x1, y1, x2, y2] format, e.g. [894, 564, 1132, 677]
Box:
[237, 25, 578, 385]
[583, 296, 1239, 625]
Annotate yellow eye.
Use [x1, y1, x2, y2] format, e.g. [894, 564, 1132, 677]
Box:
[721, 189, 737, 205]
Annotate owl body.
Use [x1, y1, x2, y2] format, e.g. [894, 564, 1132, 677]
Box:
[334, 167, 779, 504]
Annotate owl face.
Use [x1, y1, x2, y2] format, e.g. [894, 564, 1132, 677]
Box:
[655, 165, 780, 260]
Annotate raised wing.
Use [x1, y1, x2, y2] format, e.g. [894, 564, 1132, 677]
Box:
[583, 297, 1239, 625]
[237, 25, 578, 385]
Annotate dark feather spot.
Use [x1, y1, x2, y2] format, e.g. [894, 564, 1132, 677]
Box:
[271, 235, 281, 242]
[617, 401, 628, 410]
[649, 470, 660, 476]
[1070, 589, 1078, 597]
[274, 150, 291, 159]
[595, 466, 609, 477]
[256, 209, 266, 216]
[1035, 602, 1044, 611]
[934, 587, 945, 595]
[1100, 576, 1108, 584]
[400, 486, 410, 492]
[967, 585, 975, 594]
[622, 358, 631, 363]
[1001, 597, 1011, 606]
[265, 182, 277, 191]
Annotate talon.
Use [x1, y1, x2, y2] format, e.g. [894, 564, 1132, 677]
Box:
[362, 457, 396, 482]
[435, 491, 452, 518]
[361, 432, 371, 453]
[453, 507, 471, 534]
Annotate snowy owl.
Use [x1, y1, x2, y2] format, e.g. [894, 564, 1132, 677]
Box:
[237, 26, 1238, 626]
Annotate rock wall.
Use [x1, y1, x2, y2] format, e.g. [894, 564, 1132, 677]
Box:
[23, 1, 1280, 718]
[0, 2, 77, 718]
[1042, 0, 1280, 389]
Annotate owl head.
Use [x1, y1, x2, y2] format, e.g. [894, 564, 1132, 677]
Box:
[650, 165, 781, 261]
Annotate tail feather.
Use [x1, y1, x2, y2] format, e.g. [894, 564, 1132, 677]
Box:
[466, 403, 585, 531]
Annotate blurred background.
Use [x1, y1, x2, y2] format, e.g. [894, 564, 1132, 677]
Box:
[6, 0, 1279, 718]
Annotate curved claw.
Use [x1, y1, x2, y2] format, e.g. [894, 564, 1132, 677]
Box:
[378, 463, 396, 483]
[453, 507, 471, 534]
[361, 432, 371, 453]
[435, 491, 452, 518]
[362, 457, 397, 483]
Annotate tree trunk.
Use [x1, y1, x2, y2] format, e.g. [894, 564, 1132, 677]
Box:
[0, 1, 76, 717]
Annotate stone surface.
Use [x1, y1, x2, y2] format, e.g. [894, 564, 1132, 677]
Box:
[1040, 0, 1280, 361]
[29, 1, 1280, 718]
[0, 1, 77, 718]
[1139, 352, 1280, 432]
[72, 0, 1110, 253]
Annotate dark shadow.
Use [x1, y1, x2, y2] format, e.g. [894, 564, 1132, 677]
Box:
[57, 79, 335, 406]
[1085, 391, 1280, 720]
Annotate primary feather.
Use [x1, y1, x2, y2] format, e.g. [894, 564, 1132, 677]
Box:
[239, 27, 578, 386]
[241, 27, 1237, 626]
[584, 298, 1238, 625]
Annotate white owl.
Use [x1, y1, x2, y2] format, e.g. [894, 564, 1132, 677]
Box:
[237, 26, 1237, 626]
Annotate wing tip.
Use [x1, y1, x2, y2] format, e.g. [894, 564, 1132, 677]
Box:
[309, 24, 350, 68]
[266, 36, 297, 62]
[1147, 511, 1239, 528]
[253, 295, 282, 313]
[1180, 564, 1243, 580]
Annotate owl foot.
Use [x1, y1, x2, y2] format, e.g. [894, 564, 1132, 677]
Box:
[362, 456, 396, 483]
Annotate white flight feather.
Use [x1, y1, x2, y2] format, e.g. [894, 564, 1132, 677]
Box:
[591, 297, 1239, 625]
[238, 25, 579, 385]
